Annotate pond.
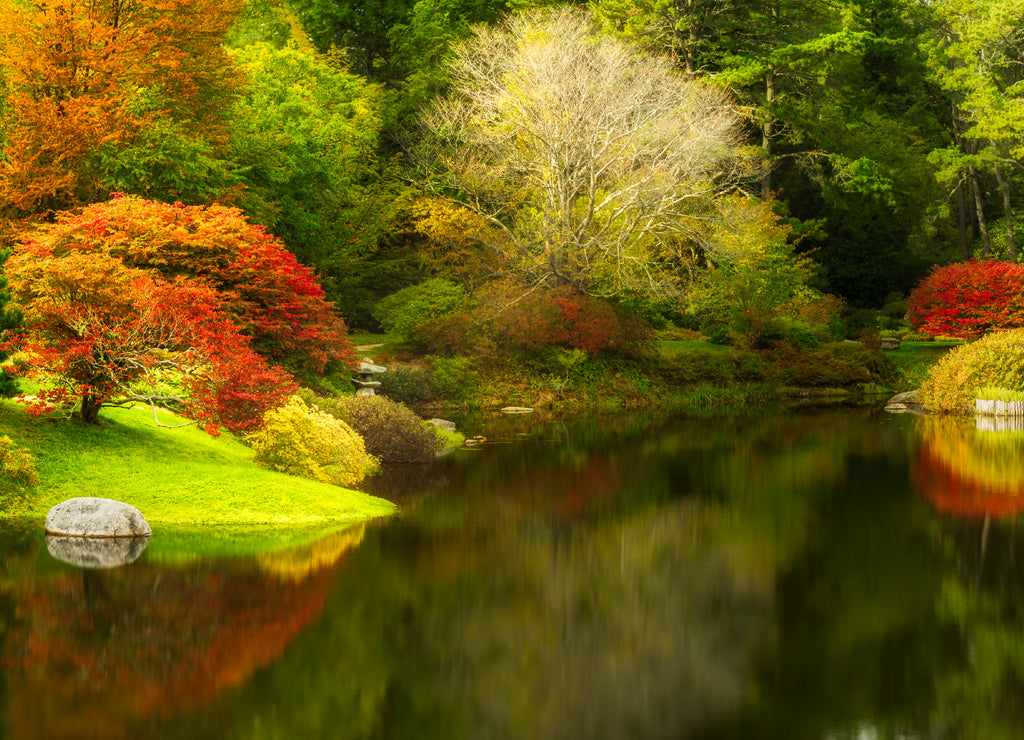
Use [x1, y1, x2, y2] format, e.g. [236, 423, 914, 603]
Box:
[2, 405, 1023, 739]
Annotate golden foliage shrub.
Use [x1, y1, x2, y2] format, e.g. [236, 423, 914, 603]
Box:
[920, 330, 1024, 414]
[248, 397, 378, 487]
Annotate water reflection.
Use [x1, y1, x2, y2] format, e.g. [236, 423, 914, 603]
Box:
[911, 414, 1024, 740]
[6, 409, 1024, 738]
[2, 527, 364, 739]
[45, 534, 150, 569]
[914, 415, 1024, 518]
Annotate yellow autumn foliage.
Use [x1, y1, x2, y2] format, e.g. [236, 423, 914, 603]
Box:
[409, 196, 505, 283]
[248, 396, 378, 488]
[257, 524, 367, 582]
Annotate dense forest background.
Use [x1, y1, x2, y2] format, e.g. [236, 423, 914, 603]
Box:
[0, 0, 1020, 335]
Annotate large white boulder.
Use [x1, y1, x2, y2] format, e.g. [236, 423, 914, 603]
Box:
[44, 497, 152, 538]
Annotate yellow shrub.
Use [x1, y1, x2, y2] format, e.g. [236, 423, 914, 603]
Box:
[921, 330, 1024, 414]
[248, 397, 378, 488]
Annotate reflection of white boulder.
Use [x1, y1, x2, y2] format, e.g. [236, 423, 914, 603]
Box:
[46, 534, 150, 569]
[45, 497, 152, 537]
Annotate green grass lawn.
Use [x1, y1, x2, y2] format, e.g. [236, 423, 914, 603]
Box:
[0, 399, 397, 555]
[883, 340, 962, 390]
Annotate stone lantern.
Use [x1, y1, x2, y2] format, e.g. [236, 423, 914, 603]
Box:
[353, 358, 387, 396]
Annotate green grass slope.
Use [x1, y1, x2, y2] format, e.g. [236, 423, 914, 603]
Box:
[0, 400, 397, 534]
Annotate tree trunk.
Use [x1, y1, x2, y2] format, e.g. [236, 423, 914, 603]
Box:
[685, 0, 696, 76]
[79, 394, 103, 424]
[761, 66, 775, 198]
[956, 174, 970, 259]
[993, 160, 1017, 261]
[968, 164, 991, 258]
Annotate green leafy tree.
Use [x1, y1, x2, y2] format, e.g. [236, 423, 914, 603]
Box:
[290, 0, 419, 80]
[922, 0, 1024, 261]
[384, 0, 514, 131]
[687, 197, 834, 348]
[373, 279, 470, 340]
[594, 0, 949, 305]
[227, 43, 401, 311]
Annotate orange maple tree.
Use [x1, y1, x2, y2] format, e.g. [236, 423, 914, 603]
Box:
[0, 0, 244, 218]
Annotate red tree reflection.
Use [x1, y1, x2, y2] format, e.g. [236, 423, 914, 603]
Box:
[4, 528, 364, 740]
[913, 418, 1024, 518]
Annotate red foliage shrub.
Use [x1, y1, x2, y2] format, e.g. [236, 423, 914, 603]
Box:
[908, 260, 1024, 338]
[485, 284, 652, 356]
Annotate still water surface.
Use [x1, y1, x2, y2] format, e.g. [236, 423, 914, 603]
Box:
[2, 406, 1023, 739]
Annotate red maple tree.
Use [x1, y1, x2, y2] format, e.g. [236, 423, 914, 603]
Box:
[3, 250, 295, 432]
[908, 260, 1024, 338]
[14, 194, 355, 376]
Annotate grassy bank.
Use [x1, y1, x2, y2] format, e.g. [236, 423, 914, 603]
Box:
[883, 340, 963, 390]
[0, 399, 397, 553]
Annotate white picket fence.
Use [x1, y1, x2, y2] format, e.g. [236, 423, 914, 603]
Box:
[976, 399, 1024, 416]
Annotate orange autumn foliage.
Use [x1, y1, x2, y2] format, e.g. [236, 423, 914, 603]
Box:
[8, 554, 347, 740]
[0, 0, 244, 217]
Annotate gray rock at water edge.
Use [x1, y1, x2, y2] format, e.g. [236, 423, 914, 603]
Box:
[885, 389, 926, 414]
[45, 497, 152, 538]
[46, 534, 150, 569]
[500, 406, 535, 415]
[429, 418, 457, 433]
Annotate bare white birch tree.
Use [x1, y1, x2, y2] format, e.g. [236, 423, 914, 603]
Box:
[416, 7, 758, 301]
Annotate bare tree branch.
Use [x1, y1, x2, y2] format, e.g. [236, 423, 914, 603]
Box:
[416, 7, 761, 302]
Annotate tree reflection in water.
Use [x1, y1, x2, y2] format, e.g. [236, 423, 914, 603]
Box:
[913, 415, 1024, 739]
[4, 526, 364, 740]
[8, 409, 1024, 738]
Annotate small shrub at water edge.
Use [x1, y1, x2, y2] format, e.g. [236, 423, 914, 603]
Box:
[310, 394, 443, 463]
[920, 329, 1024, 413]
[248, 396, 378, 487]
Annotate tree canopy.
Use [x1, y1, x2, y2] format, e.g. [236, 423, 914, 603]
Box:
[0, 0, 245, 219]
[417, 8, 757, 302]
[2, 195, 354, 428]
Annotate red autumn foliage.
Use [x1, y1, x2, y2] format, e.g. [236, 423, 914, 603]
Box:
[14, 194, 354, 375]
[3, 250, 295, 432]
[8, 558, 340, 740]
[487, 284, 652, 356]
[907, 260, 1024, 338]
